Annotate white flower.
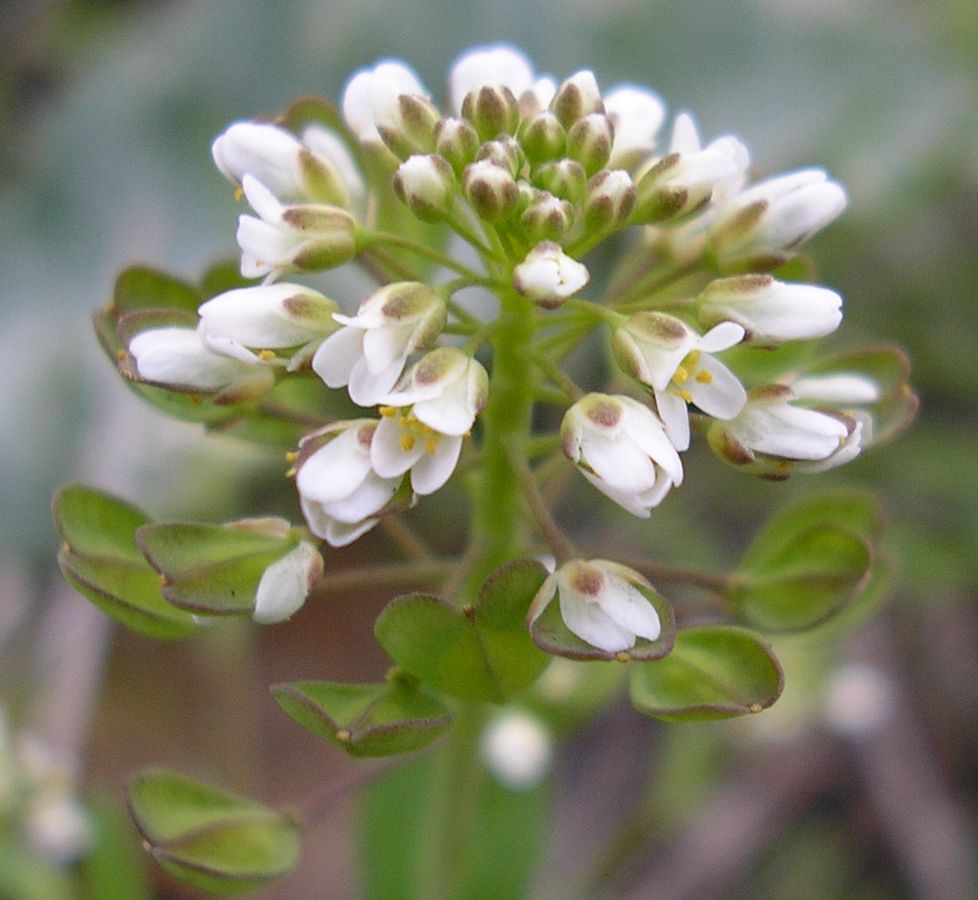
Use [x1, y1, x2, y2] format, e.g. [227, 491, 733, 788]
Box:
[480, 710, 553, 791]
[24, 792, 91, 865]
[709, 384, 861, 477]
[448, 44, 535, 114]
[634, 112, 749, 221]
[513, 241, 590, 308]
[697, 274, 843, 346]
[604, 85, 666, 168]
[341, 59, 429, 147]
[380, 347, 489, 436]
[392, 154, 456, 221]
[613, 312, 746, 451]
[236, 176, 357, 280]
[561, 394, 683, 517]
[528, 559, 661, 653]
[127, 326, 274, 400]
[370, 408, 463, 495]
[312, 282, 446, 407]
[296, 421, 405, 547]
[252, 541, 324, 624]
[212, 121, 358, 207]
[710, 168, 848, 270]
[197, 283, 339, 369]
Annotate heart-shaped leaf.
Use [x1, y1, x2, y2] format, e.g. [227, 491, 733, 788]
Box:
[374, 560, 550, 702]
[53, 485, 198, 639]
[733, 523, 873, 631]
[271, 674, 452, 757]
[127, 769, 298, 894]
[629, 626, 784, 721]
[137, 520, 299, 615]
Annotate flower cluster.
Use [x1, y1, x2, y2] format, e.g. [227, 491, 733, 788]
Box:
[115, 44, 904, 652]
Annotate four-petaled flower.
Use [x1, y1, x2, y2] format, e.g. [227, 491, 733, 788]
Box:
[528, 559, 662, 653]
[561, 393, 683, 517]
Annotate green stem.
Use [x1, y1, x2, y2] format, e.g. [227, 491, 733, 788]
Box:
[532, 353, 584, 401]
[460, 287, 537, 600]
[363, 230, 486, 280]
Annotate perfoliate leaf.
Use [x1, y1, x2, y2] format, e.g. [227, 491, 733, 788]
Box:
[629, 626, 784, 721]
[111, 266, 203, 316]
[53, 485, 198, 639]
[374, 560, 550, 702]
[733, 522, 873, 631]
[137, 520, 299, 615]
[271, 675, 452, 757]
[127, 769, 299, 894]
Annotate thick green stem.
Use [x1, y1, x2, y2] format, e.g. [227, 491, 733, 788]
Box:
[460, 288, 537, 600]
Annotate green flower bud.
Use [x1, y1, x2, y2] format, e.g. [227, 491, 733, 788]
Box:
[393, 154, 457, 222]
[434, 117, 481, 175]
[550, 71, 604, 129]
[377, 94, 442, 160]
[519, 190, 575, 242]
[475, 136, 525, 176]
[518, 111, 566, 164]
[461, 83, 521, 141]
[534, 159, 587, 202]
[582, 169, 636, 231]
[462, 160, 519, 222]
[566, 114, 614, 176]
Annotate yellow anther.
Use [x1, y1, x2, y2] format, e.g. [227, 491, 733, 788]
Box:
[379, 405, 397, 417]
[233, 185, 244, 202]
[686, 350, 701, 367]
[677, 389, 693, 403]
[615, 651, 632, 663]
[425, 437, 439, 454]
[672, 366, 689, 385]
[258, 349, 276, 361]
[285, 466, 297, 478]
[695, 369, 713, 384]
[285, 451, 299, 463]
[336, 729, 352, 743]
[400, 434, 416, 452]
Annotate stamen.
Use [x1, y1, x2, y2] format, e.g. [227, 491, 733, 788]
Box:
[400, 434, 416, 452]
[425, 437, 439, 454]
[677, 389, 693, 403]
[258, 349, 276, 361]
[672, 366, 689, 384]
[695, 369, 713, 384]
[379, 405, 398, 417]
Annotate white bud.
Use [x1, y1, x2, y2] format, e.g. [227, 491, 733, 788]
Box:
[393, 154, 457, 221]
[513, 242, 590, 308]
[253, 541, 324, 624]
[480, 711, 553, 790]
[604, 85, 666, 168]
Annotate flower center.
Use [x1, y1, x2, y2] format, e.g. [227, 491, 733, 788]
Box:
[380, 406, 440, 454]
[669, 350, 713, 403]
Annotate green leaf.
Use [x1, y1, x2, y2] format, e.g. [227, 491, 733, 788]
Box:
[81, 790, 154, 900]
[137, 520, 298, 615]
[629, 626, 784, 721]
[126, 768, 299, 894]
[529, 577, 676, 662]
[374, 559, 550, 702]
[53, 485, 198, 639]
[110, 266, 203, 315]
[59, 550, 198, 639]
[271, 674, 452, 757]
[734, 523, 873, 631]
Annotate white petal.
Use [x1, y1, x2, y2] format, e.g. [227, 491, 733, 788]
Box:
[580, 432, 657, 494]
[595, 573, 661, 642]
[128, 327, 250, 390]
[325, 515, 380, 547]
[605, 85, 666, 164]
[370, 415, 425, 477]
[252, 543, 322, 624]
[558, 589, 636, 653]
[362, 321, 414, 374]
[791, 373, 880, 404]
[348, 356, 405, 406]
[655, 389, 691, 451]
[670, 112, 701, 155]
[323, 471, 399, 522]
[687, 356, 747, 420]
[212, 122, 303, 198]
[580, 469, 653, 518]
[697, 321, 745, 354]
[312, 326, 364, 388]
[619, 398, 684, 484]
[296, 429, 371, 504]
[410, 435, 462, 494]
[449, 44, 534, 112]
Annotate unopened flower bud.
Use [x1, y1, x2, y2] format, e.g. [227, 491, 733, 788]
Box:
[461, 83, 521, 141]
[434, 117, 481, 175]
[393, 154, 457, 222]
[518, 111, 566, 163]
[449, 44, 535, 114]
[378, 93, 442, 159]
[253, 541, 324, 624]
[342, 60, 427, 150]
[566, 113, 614, 175]
[534, 159, 587, 202]
[604, 85, 666, 169]
[551, 70, 604, 128]
[513, 241, 589, 309]
[462, 159, 519, 222]
[697, 275, 842, 346]
[519, 191, 575, 242]
[475, 136, 524, 175]
[582, 169, 635, 231]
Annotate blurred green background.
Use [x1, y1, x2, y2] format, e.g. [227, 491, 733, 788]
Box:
[1, 0, 976, 897]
